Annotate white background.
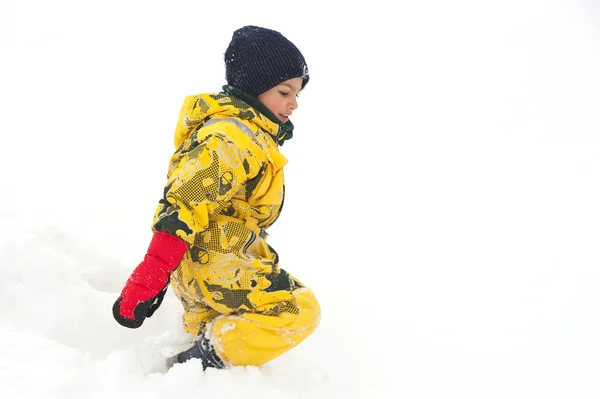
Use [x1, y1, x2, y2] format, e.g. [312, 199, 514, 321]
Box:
[1, 0, 599, 398]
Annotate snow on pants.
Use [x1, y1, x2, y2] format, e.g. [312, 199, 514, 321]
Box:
[168, 218, 320, 367]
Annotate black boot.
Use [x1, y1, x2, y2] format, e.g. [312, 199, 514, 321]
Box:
[167, 334, 225, 370]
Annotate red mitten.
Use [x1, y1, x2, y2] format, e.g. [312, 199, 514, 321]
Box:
[113, 231, 188, 329]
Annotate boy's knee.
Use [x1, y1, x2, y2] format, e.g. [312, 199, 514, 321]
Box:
[293, 288, 321, 332]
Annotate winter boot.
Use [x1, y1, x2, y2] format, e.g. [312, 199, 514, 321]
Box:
[166, 334, 225, 370]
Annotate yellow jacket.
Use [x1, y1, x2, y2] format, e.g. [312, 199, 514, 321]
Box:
[153, 90, 289, 244]
[152, 88, 297, 317]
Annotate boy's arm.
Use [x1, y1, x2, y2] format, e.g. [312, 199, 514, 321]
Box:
[113, 132, 258, 328]
[152, 131, 256, 244]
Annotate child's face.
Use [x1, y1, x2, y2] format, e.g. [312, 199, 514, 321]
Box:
[257, 77, 303, 123]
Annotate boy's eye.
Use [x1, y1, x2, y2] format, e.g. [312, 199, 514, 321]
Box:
[279, 91, 289, 97]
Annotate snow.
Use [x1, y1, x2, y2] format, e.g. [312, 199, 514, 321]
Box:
[1, 0, 600, 398]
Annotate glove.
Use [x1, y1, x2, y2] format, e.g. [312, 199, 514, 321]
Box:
[113, 231, 188, 329]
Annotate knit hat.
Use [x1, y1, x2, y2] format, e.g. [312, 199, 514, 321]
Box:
[224, 26, 309, 97]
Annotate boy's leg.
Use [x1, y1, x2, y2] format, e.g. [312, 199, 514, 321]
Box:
[194, 250, 320, 366]
[171, 271, 319, 368]
[170, 220, 321, 367]
[209, 287, 320, 366]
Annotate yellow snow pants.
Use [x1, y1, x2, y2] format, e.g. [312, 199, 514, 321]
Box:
[208, 287, 319, 366]
[169, 219, 320, 367]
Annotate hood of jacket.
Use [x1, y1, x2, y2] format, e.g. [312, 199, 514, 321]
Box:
[173, 88, 294, 149]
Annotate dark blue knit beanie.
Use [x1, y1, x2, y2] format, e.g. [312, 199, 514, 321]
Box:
[225, 26, 309, 97]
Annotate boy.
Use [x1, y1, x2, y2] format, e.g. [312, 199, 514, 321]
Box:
[113, 26, 320, 370]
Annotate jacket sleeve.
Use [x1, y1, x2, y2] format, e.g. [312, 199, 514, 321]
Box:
[152, 131, 258, 246]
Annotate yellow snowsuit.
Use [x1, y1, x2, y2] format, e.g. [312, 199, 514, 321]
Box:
[151, 90, 320, 367]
